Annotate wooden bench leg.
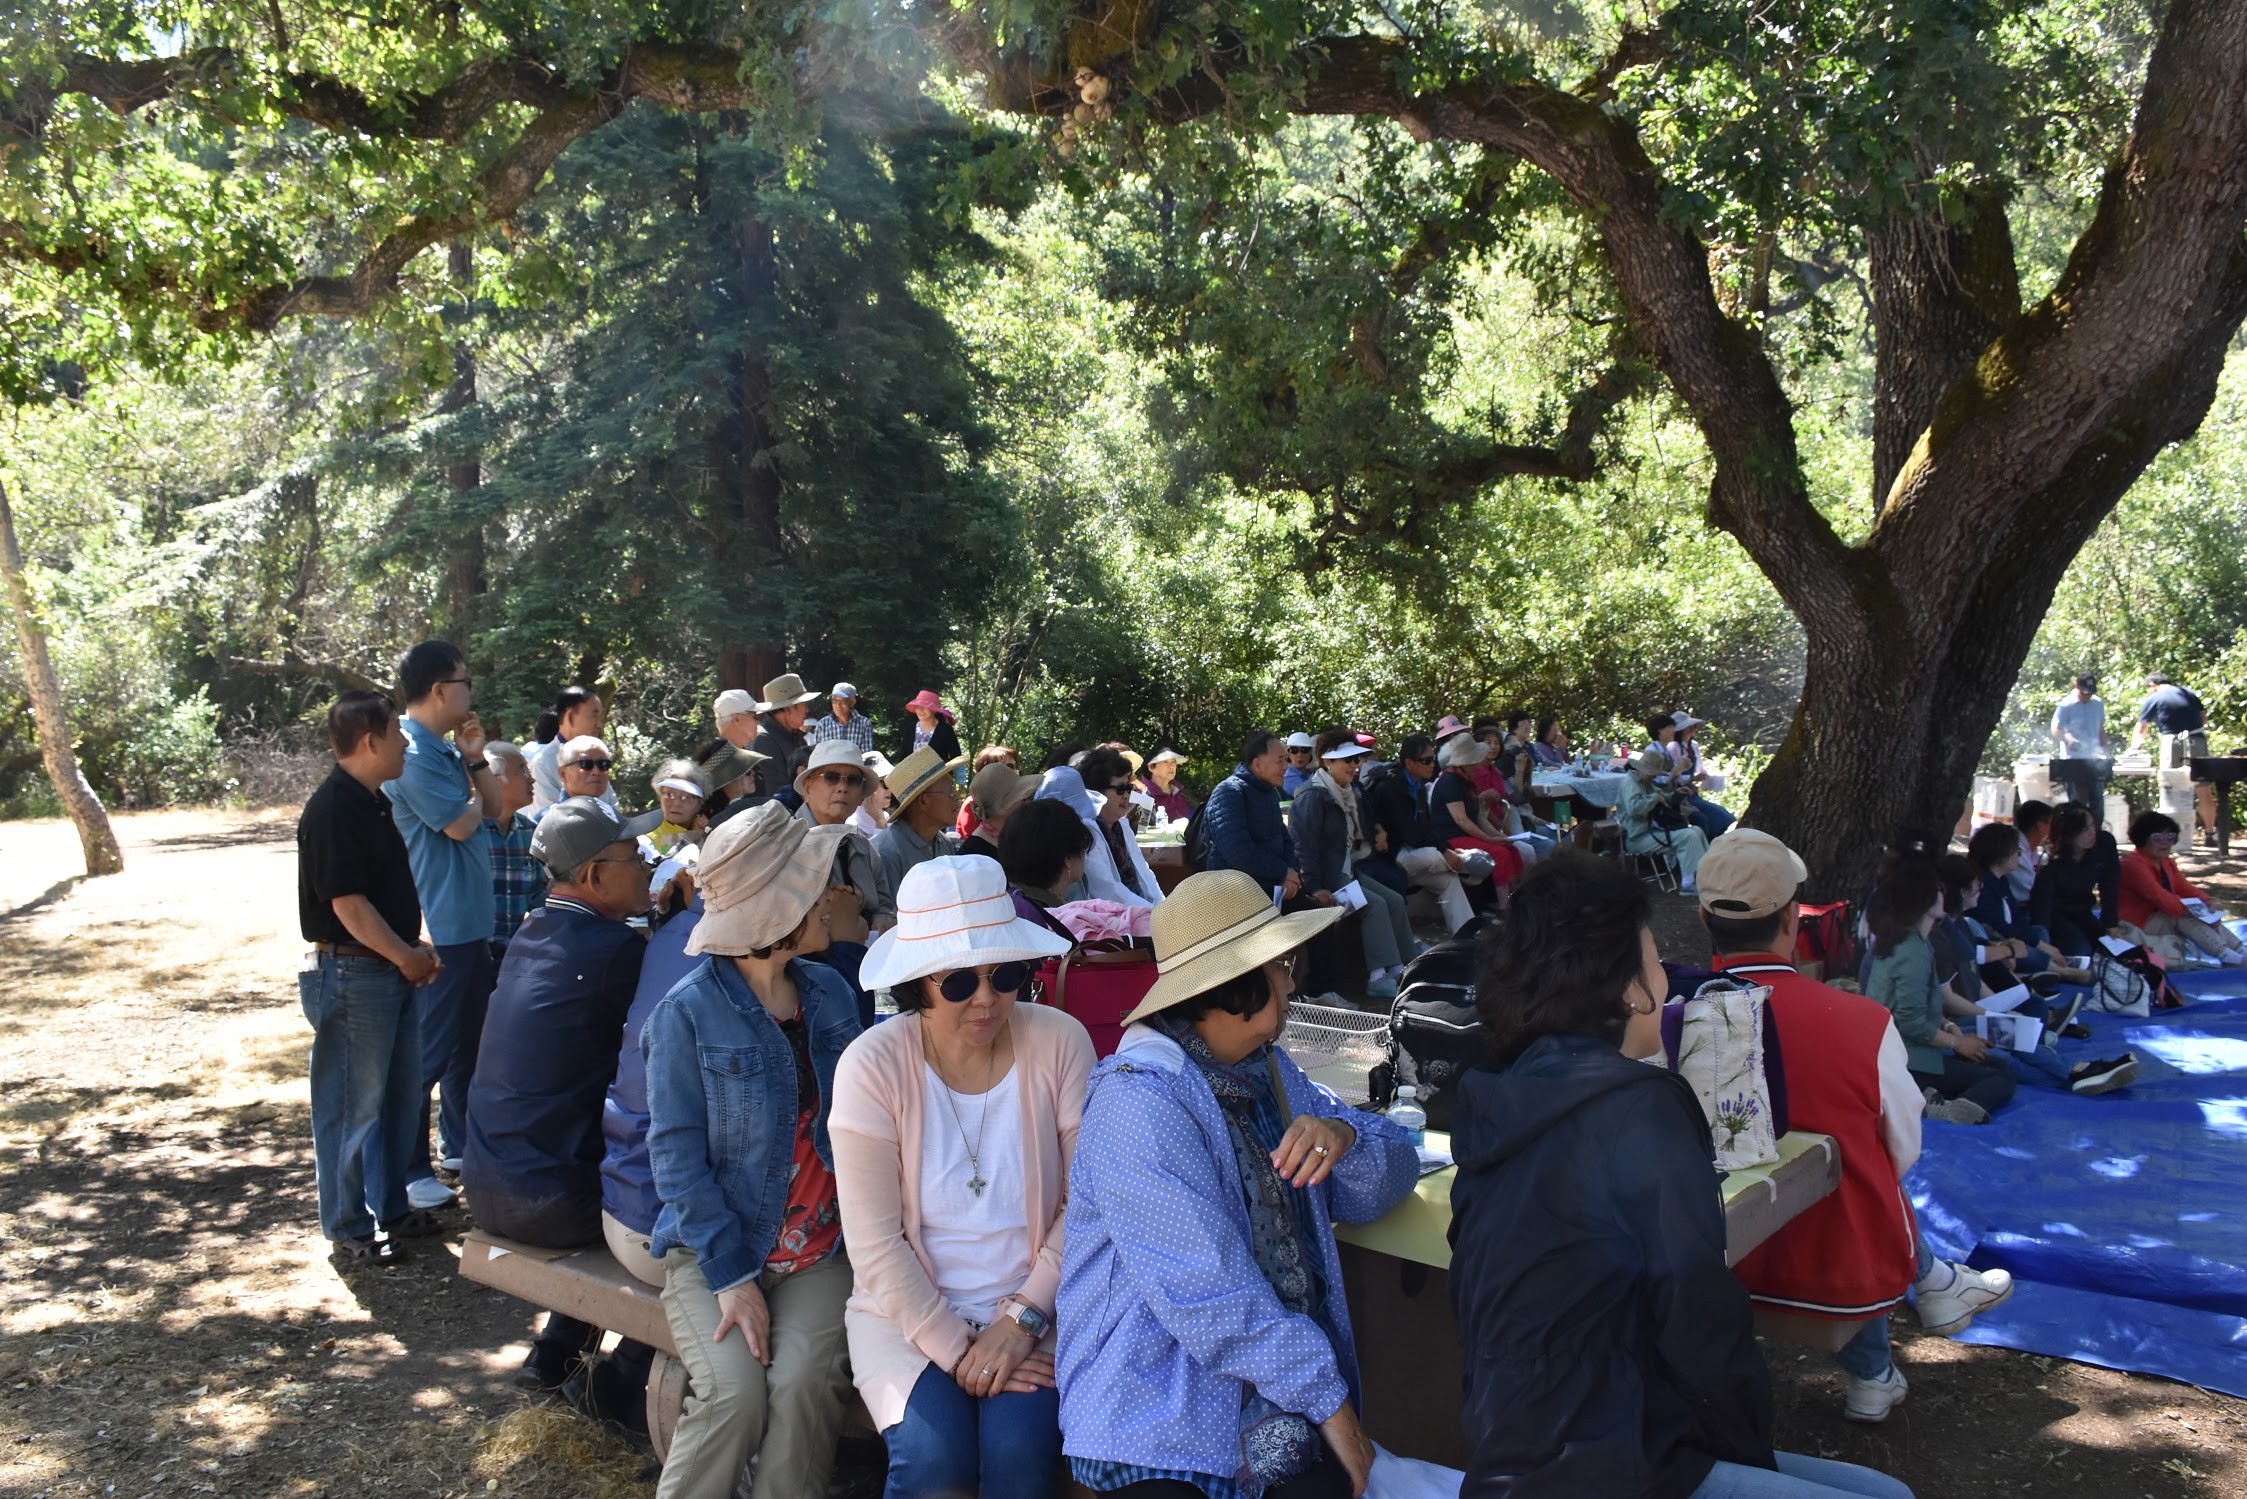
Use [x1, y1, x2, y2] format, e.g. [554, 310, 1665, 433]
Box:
[648, 1351, 689, 1464]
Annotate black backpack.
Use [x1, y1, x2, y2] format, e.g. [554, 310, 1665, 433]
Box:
[1367, 915, 1494, 1129]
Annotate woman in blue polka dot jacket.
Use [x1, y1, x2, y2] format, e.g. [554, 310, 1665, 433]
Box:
[1056, 870, 1420, 1498]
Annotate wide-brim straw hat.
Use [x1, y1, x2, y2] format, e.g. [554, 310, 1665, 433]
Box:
[968, 762, 1036, 821]
[755, 672, 824, 713]
[687, 801, 854, 956]
[1124, 869, 1343, 1025]
[794, 739, 871, 797]
[860, 854, 1074, 990]
[887, 746, 967, 813]
[1438, 734, 1489, 769]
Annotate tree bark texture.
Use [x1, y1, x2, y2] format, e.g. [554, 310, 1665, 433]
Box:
[711, 178, 785, 696]
[441, 238, 487, 646]
[0, 475, 124, 876]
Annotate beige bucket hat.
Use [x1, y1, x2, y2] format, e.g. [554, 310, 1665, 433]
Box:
[686, 800, 853, 956]
[967, 762, 1036, 822]
[1123, 869, 1342, 1024]
[886, 745, 967, 813]
[793, 739, 870, 798]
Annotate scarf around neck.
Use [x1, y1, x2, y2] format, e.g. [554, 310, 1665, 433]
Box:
[1311, 766, 1370, 862]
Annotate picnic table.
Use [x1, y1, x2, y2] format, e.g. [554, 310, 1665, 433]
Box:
[1528, 766, 1632, 810]
[1336, 1129, 1841, 1466]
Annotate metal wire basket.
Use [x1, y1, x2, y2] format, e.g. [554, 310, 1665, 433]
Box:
[1280, 1000, 1392, 1106]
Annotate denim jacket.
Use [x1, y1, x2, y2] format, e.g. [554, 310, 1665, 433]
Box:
[644, 955, 863, 1291]
[1057, 1024, 1419, 1477]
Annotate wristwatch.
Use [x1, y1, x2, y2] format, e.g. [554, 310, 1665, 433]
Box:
[466, 759, 488, 773]
[998, 1297, 1049, 1339]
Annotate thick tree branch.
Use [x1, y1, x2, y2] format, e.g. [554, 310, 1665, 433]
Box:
[220, 652, 385, 694]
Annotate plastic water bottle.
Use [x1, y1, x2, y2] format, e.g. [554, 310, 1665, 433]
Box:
[1386, 1085, 1427, 1149]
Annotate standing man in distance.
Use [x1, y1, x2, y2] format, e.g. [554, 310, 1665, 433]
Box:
[752, 672, 824, 797]
[385, 639, 502, 1208]
[2048, 674, 2109, 815]
[296, 690, 443, 1267]
[714, 689, 760, 752]
[810, 682, 875, 753]
[2131, 671, 2216, 845]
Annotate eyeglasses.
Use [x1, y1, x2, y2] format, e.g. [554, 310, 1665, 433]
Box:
[1408, 756, 1436, 767]
[438, 676, 474, 690]
[2150, 832, 2179, 844]
[935, 961, 1031, 1003]
[570, 759, 614, 772]
[815, 770, 865, 787]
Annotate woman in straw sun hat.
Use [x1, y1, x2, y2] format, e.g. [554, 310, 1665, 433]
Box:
[828, 855, 1091, 1498]
[640, 801, 866, 1499]
[1055, 869, 1420, 1499]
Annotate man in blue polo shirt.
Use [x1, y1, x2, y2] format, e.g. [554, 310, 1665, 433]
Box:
[2131, 671, 2215, 844]
[384, 640, 502, 1209]
[464, 796, 662, 1422]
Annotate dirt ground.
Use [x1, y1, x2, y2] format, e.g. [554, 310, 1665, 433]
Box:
[1, 808, 2243, 1499]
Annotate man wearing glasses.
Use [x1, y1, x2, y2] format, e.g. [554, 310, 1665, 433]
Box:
[385, 640, 503, 1212]
[552, 734, 622, 811]
[1360, 734, 1478, 934]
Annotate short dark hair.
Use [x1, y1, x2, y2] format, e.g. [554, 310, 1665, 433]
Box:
[1645, 715, 1676, 741]
[1935, 852, 1981, 917]
[396, 639, 465, 704]
[2128, 810, 2181, 847]
[1078, 747, 1133, 792]
[1165, 965, 1276, 1026]
[2148, 671, 2172, 686]
[1399, 733, 1435, 764]
[1476, 853, 1653, 1066]
[1312, 726, 1354, 760]
[1241, 730, 1282, 765]
[1701, 906, 1787, 954]
[1965, 822, 2020, 871]
[998, 798, 1094, 890]
[328, 690, 397, 758]
[1507, 712, 1532, 734]
[535, 685, 599, 745]
[1042, 740, 1087, 771]
[2013, 799, 2053, 835]
[1867, 857, 1940, 958]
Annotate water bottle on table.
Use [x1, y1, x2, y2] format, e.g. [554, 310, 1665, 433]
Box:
[1386, 1085, 1427, 1149]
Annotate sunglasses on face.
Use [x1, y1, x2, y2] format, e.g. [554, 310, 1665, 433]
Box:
[1104, 783, 1135, 796]
[815, 770, 865, 788]
[935, 961, 1031, 1003]
[570, 759, 613, 772]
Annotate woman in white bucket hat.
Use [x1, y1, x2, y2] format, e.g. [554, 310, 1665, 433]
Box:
[1054, 869, 1421, 1498]
[829, 855, 1092, 1497]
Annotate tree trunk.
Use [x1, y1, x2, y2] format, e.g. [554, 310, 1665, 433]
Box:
[711, 164, 785, 696]
[440, 238, 486, 644]
[0, 475, 124, 876]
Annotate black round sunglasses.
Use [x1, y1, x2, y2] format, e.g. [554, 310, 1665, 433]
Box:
[935, 961, 1032, 1003]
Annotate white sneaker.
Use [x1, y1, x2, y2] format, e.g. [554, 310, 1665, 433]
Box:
[1915, 1260, 2013, 1336]
[1922, 1096, 1989, 1125]
[406, 1176, 458, 1211]
[1843, 1363, 1909, 1423]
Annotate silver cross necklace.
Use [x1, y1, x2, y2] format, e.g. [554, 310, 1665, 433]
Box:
[937, 1052, 994, 1197]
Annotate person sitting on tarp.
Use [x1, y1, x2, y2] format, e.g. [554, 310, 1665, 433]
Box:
[2120, 811, 2246, 967]
[2030, 803, 2124, 958]
[1448, 852, 1916, 1499]
[1965, 823, 2086, 980]
[1701, 832, 2013, 1427]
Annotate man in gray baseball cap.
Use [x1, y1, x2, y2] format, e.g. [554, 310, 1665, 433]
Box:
[463, 792, 667, 1425]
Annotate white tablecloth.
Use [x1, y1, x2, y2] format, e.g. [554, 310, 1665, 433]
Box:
[1530, 769, 1632, 809]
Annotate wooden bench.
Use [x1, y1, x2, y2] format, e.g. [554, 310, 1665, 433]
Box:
[457, 1231, 693, 1458]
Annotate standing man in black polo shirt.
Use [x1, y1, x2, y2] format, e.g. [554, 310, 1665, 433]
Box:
[296, 691, 442, 1268]
[2132, 671, 2217, 845]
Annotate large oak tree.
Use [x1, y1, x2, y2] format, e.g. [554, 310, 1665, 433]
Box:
[6, 0, 2246, 891]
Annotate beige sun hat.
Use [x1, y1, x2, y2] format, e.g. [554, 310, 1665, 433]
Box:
[754, 672, 824, 713]
[1630, 746, 1672, 778]
[886, 745, 968, 813]
[968, 761, 1036, 822]
[1123, 869, 1343, 1025]
[686, 800, 854, 956]
[793, 739, 870, 798]
[1438, 733, 1489, 769]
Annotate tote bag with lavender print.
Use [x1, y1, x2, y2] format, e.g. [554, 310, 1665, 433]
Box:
[1659, 979, 1789, 1171]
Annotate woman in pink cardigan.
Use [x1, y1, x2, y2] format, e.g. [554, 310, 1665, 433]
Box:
[831, 855, 1092, 1498]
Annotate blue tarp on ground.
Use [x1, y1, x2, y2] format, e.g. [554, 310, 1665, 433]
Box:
[1905, 966, 2247, 1397]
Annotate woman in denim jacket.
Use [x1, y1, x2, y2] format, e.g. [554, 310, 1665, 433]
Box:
[643, 801, 864, 1499]
[1058, 869, 1419, 1498]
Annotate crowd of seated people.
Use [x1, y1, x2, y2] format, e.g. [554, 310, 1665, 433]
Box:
[315, 660, 2203, 1499]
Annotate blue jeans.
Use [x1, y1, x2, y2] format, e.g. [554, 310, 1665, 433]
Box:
[884, 1362, 1062, 1499]
[1688, 796, 1736, 839]
[1835, 1234, 1939, 1380]
[300, 954, 422, 1241]
[1694, 1452, 1913, 1498]
[415, 939, 495, 1175]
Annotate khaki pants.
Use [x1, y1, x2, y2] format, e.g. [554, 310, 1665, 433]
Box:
[2142, 910, 2243, 962]
[601, 1210, 669, 1290]
[656, 1248, 854, 1499]
[1395, 845, 1475, 933]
